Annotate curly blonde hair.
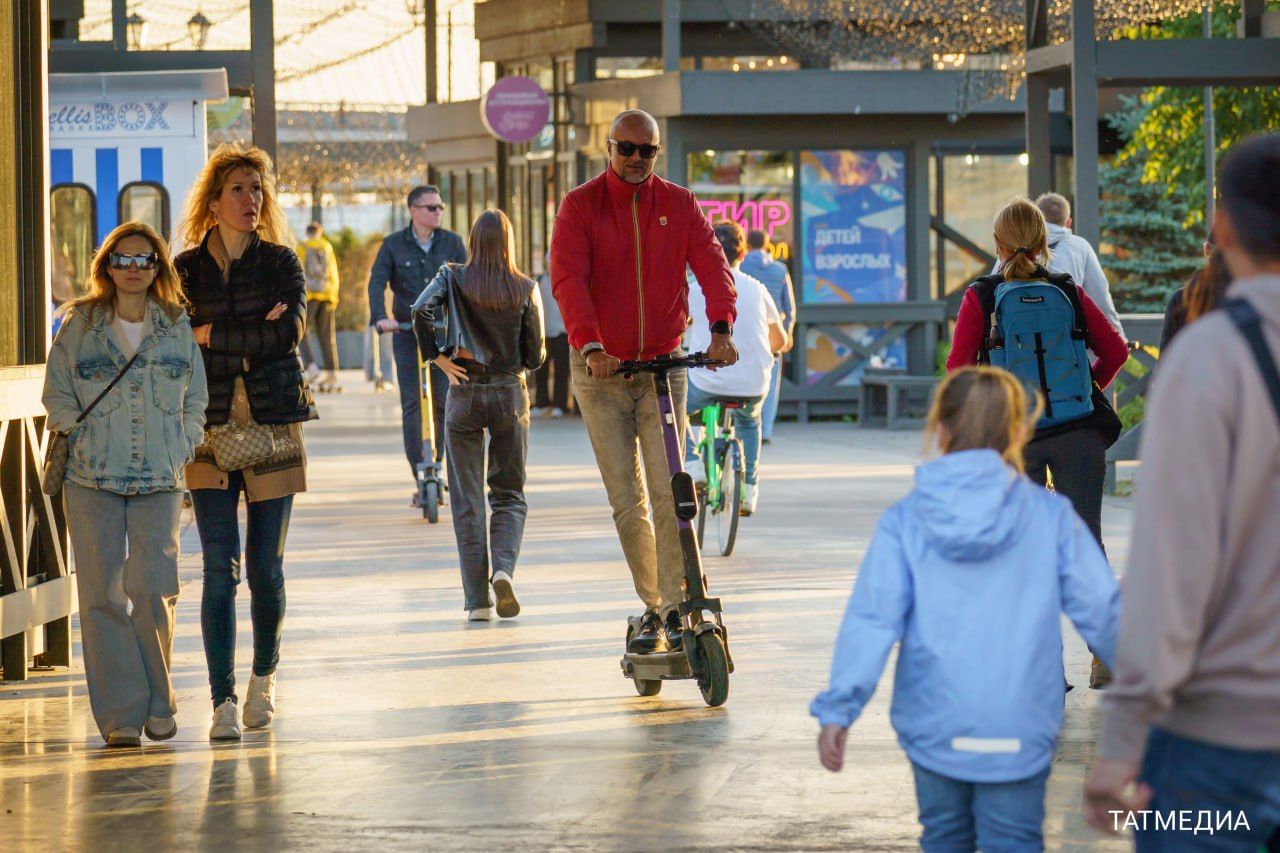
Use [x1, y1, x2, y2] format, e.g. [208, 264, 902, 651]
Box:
[59, 221, 188, 322]
[177, 142, 292, 249]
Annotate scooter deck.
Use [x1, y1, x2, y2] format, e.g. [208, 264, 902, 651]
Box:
[621, 650, 692, 681]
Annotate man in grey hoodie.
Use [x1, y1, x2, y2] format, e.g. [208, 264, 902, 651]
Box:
[1084, 133, 1280, 846]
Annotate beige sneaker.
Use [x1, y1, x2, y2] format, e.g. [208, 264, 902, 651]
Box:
[209, 699, 241, 741]
[144, 715, 177, 741]
[243, 673, 277, 729]
[492, 572, 520, 618]
[105, 727, 141, 747]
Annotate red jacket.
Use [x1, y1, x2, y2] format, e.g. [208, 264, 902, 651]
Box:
[550, 167, 736, 361]
[947, 281, 1129, 389]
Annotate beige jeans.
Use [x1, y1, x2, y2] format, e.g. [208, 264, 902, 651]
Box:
[570, 348, 687, 615]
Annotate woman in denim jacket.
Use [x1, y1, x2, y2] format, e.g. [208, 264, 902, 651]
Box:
[42, 221, 207, 747]
[413, 210, 545, 621]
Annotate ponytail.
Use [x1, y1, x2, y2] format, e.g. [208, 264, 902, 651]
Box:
[994, 198, 1051, 280]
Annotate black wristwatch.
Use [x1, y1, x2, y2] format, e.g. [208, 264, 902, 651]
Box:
[710, 320, 733, 336]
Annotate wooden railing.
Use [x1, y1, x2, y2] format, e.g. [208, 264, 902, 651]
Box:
[0, 365, 74, 681]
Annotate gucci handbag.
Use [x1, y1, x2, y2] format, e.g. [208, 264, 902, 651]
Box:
[42, 351, 141, 496]
[203, 420, 276, 471]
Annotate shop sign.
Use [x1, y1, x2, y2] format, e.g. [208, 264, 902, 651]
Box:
[481, 77, 552, 144]
[49, 100, 194, 138]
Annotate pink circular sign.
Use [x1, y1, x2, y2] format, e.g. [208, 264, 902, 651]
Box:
[480, 77, 551, 144]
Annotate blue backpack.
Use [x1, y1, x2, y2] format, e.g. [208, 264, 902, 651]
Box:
[971, 270, 1094, 428]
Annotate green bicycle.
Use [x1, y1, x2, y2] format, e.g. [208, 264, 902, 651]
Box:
[693, 399, 748, 557]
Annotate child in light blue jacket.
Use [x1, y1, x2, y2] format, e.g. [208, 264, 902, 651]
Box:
[811, 366, 1119, 851]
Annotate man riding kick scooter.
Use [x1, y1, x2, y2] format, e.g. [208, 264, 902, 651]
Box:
[551, 108, 739, 656]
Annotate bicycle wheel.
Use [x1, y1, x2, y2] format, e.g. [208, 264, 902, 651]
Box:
[717, 440, 742, 557]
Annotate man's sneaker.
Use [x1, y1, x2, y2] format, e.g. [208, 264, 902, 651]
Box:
[1090, 657, 1113, 689]
[530, 406, 549, 418]
[550, 407, 566, 418]
[628, 612, 668, 654]
[144, 715, 177, 741]
[243, 673, 277, 729]
[663, 610, 684, 652]
[468, 607, 492, 622]
[492, 571, 520, 618]
[105, 727, 141, 747]
[685, 458, 707, 486]
[209, 699, 242, 741]
[741, 481, 759, 516]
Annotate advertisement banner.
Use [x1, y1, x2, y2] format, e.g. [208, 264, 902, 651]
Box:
[801, 150, 906, 304]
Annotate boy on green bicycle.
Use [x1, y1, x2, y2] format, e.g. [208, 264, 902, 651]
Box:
[685, 221, 789, 515]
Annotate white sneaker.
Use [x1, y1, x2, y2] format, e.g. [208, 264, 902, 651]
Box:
[550, 407, 565, 418]
[492, 571, 520, 618]
[304, 362, 321, 382]
[741, 481, 759, 516]
[685, 458, 707, 485]
[530, 407, 549, 418]
[243, 673, 277, 729]
[468, 607, 492, 622]
[209, 698, 242, 741]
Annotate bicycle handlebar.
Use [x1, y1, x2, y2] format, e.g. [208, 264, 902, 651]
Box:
[612, 352, 726, 378]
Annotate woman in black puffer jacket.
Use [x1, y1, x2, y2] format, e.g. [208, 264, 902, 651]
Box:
[174, 142, 316, 743]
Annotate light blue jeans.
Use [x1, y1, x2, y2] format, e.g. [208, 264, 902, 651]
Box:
[684, 384, 764, 485]
[762, 357, 782, 441]
[911, 763, 1049, 852]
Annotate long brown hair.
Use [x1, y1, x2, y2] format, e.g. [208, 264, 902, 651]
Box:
[1185, 247, 1233, 323]
[994, 198, 1053, 281]
[926, 367, 1043, 473]
[58, 221, 187, 322]
[461, 209, 529, 310]
[177, 142, 292, 249]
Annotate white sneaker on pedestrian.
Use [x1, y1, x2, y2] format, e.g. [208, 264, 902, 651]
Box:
[741, 481, 759, 516]
[492, 571, 520, 618]
[144, 715, 177, 741]
[550, 407, 565, 418]
[209, 699, 242, 741]
[530, 406, 549, 418]
[105, 727, 141, 748]
[468, 607, 492, 622]
[304, 362, 321, 382]
[243, 673, 277, 729]
[685, 458, 707, 485]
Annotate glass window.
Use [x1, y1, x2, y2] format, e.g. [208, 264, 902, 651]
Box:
[437, 172, 453, 232]
[118, 182, 169, 240]
[940, 153, 1025, 295]
[507, 164, 527, 270]
[689, 149, 795, 267]
[484, 168, 497, 211]
[50, 184, 97, 306]
[803, 322, 906, 386]
[595, 57, 662, 80]
[800, 150, 907, 304]
[469, 168, 485, 222]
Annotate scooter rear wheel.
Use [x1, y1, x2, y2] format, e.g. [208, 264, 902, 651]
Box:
[695, 631, 730, 707]
[625, 626, 662, 696]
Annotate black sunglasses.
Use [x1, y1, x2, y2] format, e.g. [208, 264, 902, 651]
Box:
[108, 252, 159, 271]
[412, 203, 446, 212]
[609, 139, 661, 160]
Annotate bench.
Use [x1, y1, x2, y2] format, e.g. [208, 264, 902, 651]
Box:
[858, 369, 942, 430]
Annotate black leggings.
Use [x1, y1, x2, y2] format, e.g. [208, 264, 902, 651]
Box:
[1024, 427, 1108, 548]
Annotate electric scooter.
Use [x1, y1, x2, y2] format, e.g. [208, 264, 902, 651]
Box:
[379, 322, 446, 523]
[615, 352, 734, 707]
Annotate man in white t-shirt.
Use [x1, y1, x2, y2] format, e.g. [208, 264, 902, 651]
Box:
[685, 220, 788, 515]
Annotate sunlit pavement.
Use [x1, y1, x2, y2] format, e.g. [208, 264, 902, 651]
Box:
[0, 371, 1131, 850]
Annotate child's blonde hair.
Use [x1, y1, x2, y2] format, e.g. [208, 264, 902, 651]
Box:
[994, 197, 1052, 280]
[926, 367, 1042, 472]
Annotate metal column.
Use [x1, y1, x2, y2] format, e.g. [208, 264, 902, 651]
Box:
[906, 141, 935, 374]
[250, 0, 277, 161]
[1069, 0, 1100, 246]
[662, 0, 682, 73]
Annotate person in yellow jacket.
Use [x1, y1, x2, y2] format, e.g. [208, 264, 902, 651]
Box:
[297, 221, 342, 392]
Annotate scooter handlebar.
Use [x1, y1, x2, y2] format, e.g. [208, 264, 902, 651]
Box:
[612, 352, 726, 377]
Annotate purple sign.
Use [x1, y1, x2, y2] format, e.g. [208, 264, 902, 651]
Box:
[481, 77, 551, 144]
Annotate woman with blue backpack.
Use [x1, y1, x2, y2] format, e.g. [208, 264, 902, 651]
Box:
[948, 198, 1128, 549]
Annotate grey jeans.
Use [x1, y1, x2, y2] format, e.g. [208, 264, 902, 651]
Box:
[444, 370, 530, 610]
[64, 483, 182, 737]
[570, 348, 687, 616]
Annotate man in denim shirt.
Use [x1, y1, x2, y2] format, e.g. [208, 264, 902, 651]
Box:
[739, 231, 796, 443]
[369, 185, 467, 499]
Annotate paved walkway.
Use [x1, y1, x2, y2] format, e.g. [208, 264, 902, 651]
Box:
[0, 372, 1132, 850]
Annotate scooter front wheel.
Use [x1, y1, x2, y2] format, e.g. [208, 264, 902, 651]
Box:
[423, 480, 440, 523]
[695, 631, 730, 707]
